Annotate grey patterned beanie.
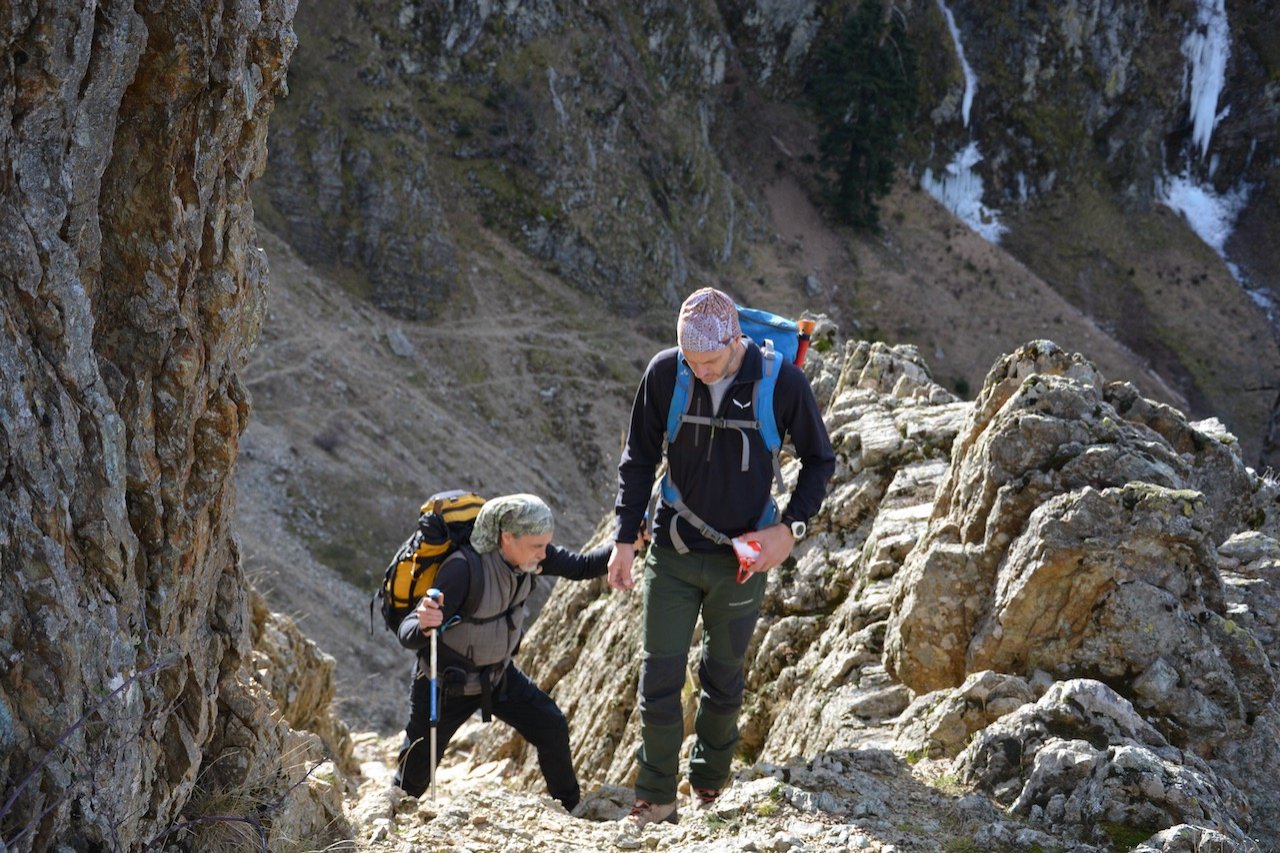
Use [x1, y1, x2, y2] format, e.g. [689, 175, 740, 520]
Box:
[470, 494, 555, 552]
[677, 287, 740, 353]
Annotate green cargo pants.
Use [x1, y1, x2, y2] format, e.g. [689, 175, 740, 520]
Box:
[634, 544, 767, 804]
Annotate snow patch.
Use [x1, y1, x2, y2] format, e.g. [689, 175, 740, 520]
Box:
[1162, 0, 1267, 307]
[1158, 172, 1266, 301]
[1158, 173, 1249, 256]
[926, 3, 1002, 243]
[922, 142, 1006, 243]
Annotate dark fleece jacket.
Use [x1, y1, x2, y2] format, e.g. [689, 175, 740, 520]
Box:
[614, 339, 835, 552]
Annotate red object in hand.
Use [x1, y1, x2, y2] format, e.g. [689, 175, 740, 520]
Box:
[732, 537, 762, 584]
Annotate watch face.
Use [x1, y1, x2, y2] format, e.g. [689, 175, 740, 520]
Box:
[790, 521, 807, 540]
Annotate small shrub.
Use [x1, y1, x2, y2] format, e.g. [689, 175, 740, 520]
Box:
[933, 771, 968, 796]
[312, 426, 343, 455]
[1099, 821, 1159, 849]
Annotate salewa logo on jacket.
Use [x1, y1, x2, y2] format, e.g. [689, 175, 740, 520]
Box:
[731, 398, 751, 410]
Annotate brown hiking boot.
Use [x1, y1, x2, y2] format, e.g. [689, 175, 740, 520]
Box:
[625, 798, 678, 828]
[692, 787, 721, 810]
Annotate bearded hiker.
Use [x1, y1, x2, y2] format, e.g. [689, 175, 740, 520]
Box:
[608, 287, 835, 827]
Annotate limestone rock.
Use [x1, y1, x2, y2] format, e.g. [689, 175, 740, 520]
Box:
[1219, 531, 1280, 669]
[1132, 824, 1256, 853]
[956, 679, 1254, 847]
[894, 670, 1037, 760]
[966, 484, 1272, 745]
[884, 341, 1273, 732]
[0, 0, 353, 847]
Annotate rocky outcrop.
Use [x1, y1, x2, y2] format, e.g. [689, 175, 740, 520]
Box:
[884, 341, 1275, 753]
[956, 679, 1255, 847]
[463, 338, 1280, 850]
[1, 2, 350, 849]
[882, 340, 1279, 844]
[740, 342, 968, 761]
[893, 670, 1038, 761]
[884, 342, 1267, 712]
[248, 589, 356, 777]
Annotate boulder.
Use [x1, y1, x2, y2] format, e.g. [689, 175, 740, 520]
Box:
[956, 680, 1253, 847]
[894, 670, 1037, 760]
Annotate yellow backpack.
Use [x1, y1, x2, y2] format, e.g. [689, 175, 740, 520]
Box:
[372, 490, 486, 632]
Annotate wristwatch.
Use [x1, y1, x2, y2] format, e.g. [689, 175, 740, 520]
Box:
[787, 520, 807, 541]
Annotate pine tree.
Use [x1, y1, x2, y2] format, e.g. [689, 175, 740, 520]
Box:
[806, 1, 919, 231]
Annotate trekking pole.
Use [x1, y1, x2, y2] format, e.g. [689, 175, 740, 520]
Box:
[426, 588, 443, 801]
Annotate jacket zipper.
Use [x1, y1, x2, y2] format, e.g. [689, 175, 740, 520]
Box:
[696, 386, 716, 462]
[689, 362, 752, 462]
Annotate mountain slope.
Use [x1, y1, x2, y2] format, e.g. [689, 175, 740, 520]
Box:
[252, 0, 1280, 470]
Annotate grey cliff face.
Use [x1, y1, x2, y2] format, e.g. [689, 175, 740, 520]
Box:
[2, 2, 346, 849]
[918, 0, 1278, 211]
[257, 0, 771, 317]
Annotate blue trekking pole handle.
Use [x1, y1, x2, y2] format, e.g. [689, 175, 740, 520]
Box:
[427, 589, 442, 723]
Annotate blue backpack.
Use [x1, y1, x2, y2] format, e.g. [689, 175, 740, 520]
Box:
[659, 306, 804, 553]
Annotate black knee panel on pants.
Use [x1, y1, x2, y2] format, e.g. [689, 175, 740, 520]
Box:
[698, 654, 746, 714]
[638, 653, 686, 727]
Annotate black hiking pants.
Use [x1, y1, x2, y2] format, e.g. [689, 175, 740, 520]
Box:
[394, 661, 580, 811]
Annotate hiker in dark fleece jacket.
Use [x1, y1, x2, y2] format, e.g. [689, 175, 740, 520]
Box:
[394, 494, 609, 812]
[608, 287, 835, 828]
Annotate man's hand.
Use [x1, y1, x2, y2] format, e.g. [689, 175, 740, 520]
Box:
[416, 593, 443, 633]
[741, 523, 795, 576]
[608, 541, 637, 591]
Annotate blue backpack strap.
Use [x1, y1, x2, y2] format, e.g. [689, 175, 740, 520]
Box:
[755, 343, 785, 528]
[666, 358, 694, 443]
[755, 342, 782, 455]
[660, 342, 790, 549]
[659, 474, 733, 554]
[662, 354, 736, 553]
